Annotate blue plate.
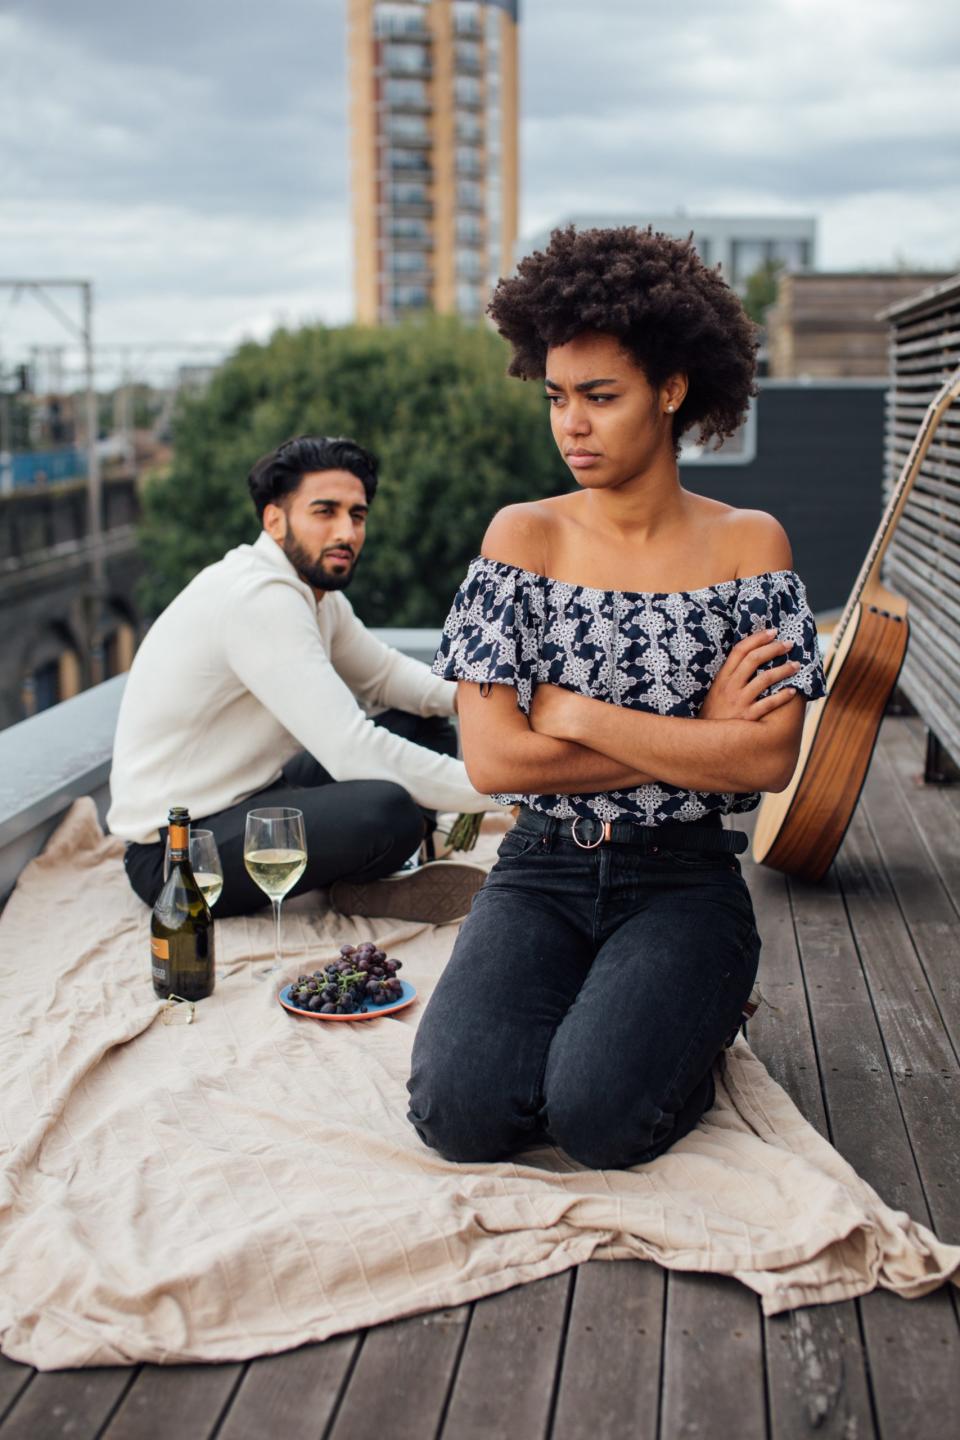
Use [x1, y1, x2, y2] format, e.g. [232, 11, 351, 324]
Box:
[279, 979, 417, 1021]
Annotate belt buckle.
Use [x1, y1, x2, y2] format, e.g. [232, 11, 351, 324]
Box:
[571, 816, 612, 850]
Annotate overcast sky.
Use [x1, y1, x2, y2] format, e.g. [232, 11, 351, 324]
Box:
[1, 0, 958, 380]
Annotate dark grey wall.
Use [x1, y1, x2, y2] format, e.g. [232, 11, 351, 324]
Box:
[684, 382, 887, 613]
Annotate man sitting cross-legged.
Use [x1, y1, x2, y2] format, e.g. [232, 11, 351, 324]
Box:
[109, 434, 501, 923]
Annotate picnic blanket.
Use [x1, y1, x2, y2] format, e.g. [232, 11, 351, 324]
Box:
[1, 799, 958, 1370]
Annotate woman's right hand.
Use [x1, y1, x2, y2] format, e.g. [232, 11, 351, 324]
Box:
[699, 629, 803, 722]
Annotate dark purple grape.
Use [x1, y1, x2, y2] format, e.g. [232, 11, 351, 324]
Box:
[373, 949, 386, 964]
[308, 996, 323, 1011]
[339, 944, 355, 957]
[321, 1002, 338, 1013]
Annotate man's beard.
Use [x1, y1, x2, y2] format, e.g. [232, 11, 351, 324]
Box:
[282, 528, 359, 592]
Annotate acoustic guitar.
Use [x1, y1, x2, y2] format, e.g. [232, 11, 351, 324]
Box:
[752, 364, 960, 882]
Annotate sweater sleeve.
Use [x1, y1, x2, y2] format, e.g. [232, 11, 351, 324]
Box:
[326, 594, 456, 718]
[221, 572, 491, 814]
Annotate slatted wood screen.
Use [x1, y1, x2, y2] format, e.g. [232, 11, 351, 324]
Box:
[881, 274, 960, 768]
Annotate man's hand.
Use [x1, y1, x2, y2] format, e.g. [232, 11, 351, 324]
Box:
[699, 629, 803, 722]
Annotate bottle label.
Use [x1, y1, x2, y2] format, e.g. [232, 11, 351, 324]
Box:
[151, 936, 170, 960]
[168, 822, 189, 856]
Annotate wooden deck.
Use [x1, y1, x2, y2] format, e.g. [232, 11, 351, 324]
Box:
[1, 713, 958, 1440]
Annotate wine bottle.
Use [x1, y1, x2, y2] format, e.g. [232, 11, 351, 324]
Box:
[151, 806, 215, 1001]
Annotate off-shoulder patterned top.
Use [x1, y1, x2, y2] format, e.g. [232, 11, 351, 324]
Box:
[432, 557, 828, 827]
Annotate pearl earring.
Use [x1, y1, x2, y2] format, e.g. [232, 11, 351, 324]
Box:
[666, 404, 675, 413]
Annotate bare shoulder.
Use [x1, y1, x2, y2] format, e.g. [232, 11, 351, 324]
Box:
[480, 501, 556, 573]
[727, 507, 794, 577]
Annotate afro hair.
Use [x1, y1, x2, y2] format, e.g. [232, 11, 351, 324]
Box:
[487, 225, 760, 453]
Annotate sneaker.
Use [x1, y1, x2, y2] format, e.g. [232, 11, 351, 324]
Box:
[330, 860, 487, 925]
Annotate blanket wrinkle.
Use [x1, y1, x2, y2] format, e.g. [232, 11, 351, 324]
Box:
[1, 797, 958, 1370]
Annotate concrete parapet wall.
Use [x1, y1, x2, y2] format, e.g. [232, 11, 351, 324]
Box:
[0, 630, 443, 905]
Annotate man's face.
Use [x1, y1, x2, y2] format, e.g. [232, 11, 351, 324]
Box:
[264, 469, 369, 593]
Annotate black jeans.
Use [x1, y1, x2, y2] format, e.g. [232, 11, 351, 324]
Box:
[123, 710, 458, 916]
[406, 809, 762, 1170]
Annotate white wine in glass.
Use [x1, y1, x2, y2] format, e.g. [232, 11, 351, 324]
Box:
[189, 830, 224, 909]
[244, 807, 307, 978]
[163, 828, 223, 907]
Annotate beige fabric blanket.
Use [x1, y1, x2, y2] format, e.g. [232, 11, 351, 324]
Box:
[1, 800, 957, 1371]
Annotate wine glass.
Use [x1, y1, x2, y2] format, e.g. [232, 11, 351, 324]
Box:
[163, 828, 223, 908]
[188, 830, 223, 909]
[243, 807, 307, 978]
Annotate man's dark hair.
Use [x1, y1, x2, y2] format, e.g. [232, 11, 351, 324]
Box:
[487, 225, 760, 453]
[247, 435, 379, 520]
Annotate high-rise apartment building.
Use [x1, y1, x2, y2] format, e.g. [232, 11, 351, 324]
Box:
[348, 0, 519, 325]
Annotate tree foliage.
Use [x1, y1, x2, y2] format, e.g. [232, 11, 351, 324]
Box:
[137, 317, 567, 624]
[742, 259, 785, 327]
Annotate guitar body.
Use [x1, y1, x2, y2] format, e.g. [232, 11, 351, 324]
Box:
[751, 364, 960, 882]
[752, 597, 909, 882]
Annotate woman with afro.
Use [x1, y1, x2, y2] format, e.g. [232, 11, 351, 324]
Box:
[406, 225, 826, 1170]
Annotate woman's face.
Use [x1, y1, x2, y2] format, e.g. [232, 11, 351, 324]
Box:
[544, 331, 685, 491]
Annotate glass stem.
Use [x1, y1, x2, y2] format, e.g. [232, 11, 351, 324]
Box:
[272, 898, 283, 970]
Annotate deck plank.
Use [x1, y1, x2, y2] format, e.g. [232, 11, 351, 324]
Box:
[744, 851, 876, 1440]
[789, 822, 960, 1435]
[550, 1260, 664, 1440]
[0, 1360, 33, 1426]
[99, 1363, 242, 1440]
[216, 1334, 359, 1440]
[875, 718, 960, 920]
[659, 1273, 766, 1440]
[327, 1310, 468, 1440]
[0, 1368, 135, 1440]
[835, 803, 960, 1243]
[439, 1272, 572, 1439]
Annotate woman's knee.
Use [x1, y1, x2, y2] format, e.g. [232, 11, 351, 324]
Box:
[545, 1069, 715, 1169]
[407, 1030, 532, 1163]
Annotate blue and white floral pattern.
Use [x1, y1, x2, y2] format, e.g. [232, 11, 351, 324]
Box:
[433, 557, 827, 825]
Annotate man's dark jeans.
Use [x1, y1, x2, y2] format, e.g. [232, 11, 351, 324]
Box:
[407, 811, 762, 1170]
[123, 710, 458, 915]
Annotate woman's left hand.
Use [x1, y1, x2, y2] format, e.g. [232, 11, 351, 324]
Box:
[529, 683, 595, 741]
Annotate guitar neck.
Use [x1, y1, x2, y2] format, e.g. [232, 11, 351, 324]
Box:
[825, 366, 960, 668]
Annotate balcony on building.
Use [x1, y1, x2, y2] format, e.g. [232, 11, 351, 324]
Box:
[385, 114, 431, 147]
[455, 111, 484, 144]
[391, 283, 432, 312]
[385, 146, 432, 175]
[388, 216, 433, 247]
[456, 212, 485, 245]
[456, 178, 484, 212]
[389, 250, 432, 280]
[387, 180, 433, 218]
[383, 76, 431, 113]
[373, 2, 430, 40]
[453, 74, 483, 109]
[452, 1, 483, 38]
[454, 40, 483, 74]
[381, 41, 432, 78]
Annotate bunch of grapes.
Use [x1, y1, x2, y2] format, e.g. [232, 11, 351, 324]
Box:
[289, 942, 403, 1015]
